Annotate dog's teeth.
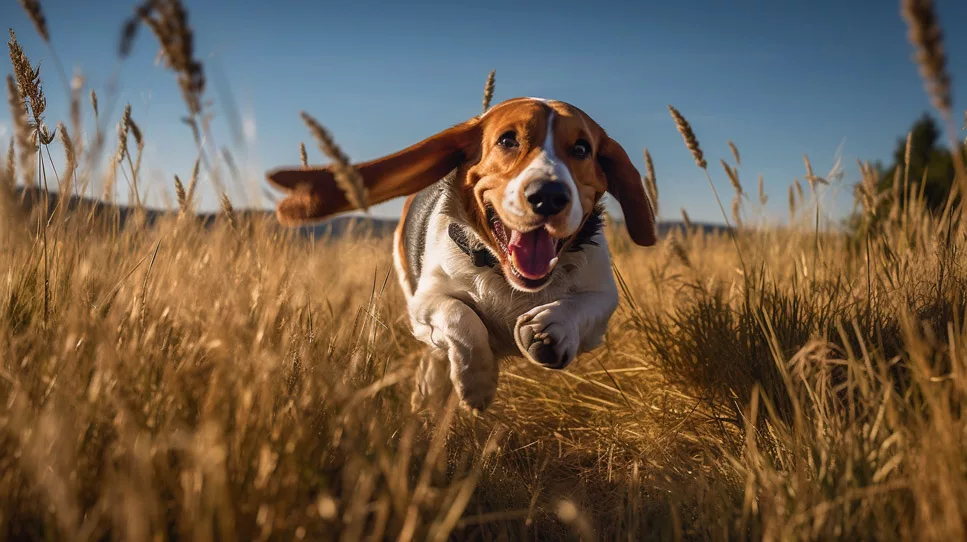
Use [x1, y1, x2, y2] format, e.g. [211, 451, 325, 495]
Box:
[548, 257, 559, 271]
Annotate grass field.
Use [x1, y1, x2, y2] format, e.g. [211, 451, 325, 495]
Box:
[3, 1, 967, 540]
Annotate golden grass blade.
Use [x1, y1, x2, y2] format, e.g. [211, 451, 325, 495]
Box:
[300, 110, 369, 212]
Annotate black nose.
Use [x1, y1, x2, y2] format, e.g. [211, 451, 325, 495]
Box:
[525, 182, 571, 216]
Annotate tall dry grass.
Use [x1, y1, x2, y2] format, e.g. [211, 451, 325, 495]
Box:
[3, 1, 967, 540]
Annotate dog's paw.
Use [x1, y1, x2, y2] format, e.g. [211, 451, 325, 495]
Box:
[514, 302, 580, 369]
[454, 378, 496, 414]
[449, 355, 498, 414]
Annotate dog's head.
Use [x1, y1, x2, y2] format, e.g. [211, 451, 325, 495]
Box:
[267, 97, 656, 291]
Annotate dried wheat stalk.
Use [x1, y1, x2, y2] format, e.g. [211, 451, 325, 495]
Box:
[184, 156, 199, 211]
[901, 0, 951, 115]
[643, 148, 658, 215]
[300, 110, 369, 211]
[668, 106, 706, 169]
[18, 0, 49, 43]
[803, 154, 828, 190]
[680, 208, 693, 231]
[58, 121, 74, 195]
[721, 159, 743, 195]
[174, 175, 188, 214]
[220, 192, 238, 231]
[8, 29, 47, 132]
[130, 0, 205, 115]
[901, 0, 966, 186]
[5, 140, 13, 189]
[731, 194, 743, 228]
[727, 140, 741, 167]
[482, 70, 496, 113]
[68, 74, 83, 158]
[6, 75, 35, 187]
[90, 89, 98, 121]
[666, 236, 692, 269]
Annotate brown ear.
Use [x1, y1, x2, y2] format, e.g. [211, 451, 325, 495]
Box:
[598, 136, 657, 247]
[267, 118, 481, 225]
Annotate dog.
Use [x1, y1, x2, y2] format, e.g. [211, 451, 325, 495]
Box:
[266, 97, 656, 412]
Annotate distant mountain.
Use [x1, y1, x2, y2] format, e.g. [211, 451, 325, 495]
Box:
[11, 186, 726, 239]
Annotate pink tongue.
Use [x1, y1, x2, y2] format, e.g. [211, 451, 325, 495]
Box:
[509, 228, 556, 280]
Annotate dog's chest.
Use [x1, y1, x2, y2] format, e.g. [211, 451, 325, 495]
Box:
[457, 268, 573, 356]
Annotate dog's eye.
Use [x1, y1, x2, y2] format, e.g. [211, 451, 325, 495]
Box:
[570, 139, 592, 159]
[497, 131, 519, 149]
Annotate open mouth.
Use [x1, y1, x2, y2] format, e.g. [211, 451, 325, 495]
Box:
[487, 208, 567, 289]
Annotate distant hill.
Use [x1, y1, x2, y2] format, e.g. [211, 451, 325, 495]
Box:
[11, 186, 726, 239]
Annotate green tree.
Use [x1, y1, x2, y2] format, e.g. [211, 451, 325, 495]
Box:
[878, 112, 958, 213]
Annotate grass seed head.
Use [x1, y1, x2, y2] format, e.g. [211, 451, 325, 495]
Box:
[722, 159, 743, 195]
[666, 236, 693, 268]
[643, 148, 656, 182]
[727, 140, 741, 166]
[643, 148, 658, 208]
[680, 208, 693, 230]
[69, 73, 83, 156]
[173, 175, 187, 213]
[668, 105, 706, 169]
[6, 74, 35, 187]
[184, 156, 199, 209]
[643, 149, 658, 216]
[89, 89, 98, 121]
[116, 104, 132, 163]
[58, 122, 74, 177]
[8, 29, 46, 127]
[803, 154, 828, 190]
[18, 0, 50, 43]
[5, 139, 13, 189]
[904, 131, 913, 190]
[482, 69, 496, 113]
[731, 193, 743, 227]
[220, 192, 238, 230]
[901, 0, 952, 115]
[300, 110, 369, 211]
[136, 0, 206, 115]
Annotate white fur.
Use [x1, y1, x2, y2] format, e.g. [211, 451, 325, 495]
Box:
[501, 111, 584, 233]
[400, 183, 619, 412]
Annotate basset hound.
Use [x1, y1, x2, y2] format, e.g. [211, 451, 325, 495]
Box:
[266, 97, 656, 412]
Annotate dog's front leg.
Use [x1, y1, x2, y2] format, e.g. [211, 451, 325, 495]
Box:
[514, 287, 619, 370]
[411, 294, 497, 412]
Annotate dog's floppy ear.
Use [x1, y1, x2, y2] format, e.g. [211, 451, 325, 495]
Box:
[267, 118, 481, 225]
[598, 136, 657, 247]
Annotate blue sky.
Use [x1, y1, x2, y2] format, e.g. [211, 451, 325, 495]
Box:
[2, 0, 966, 225]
